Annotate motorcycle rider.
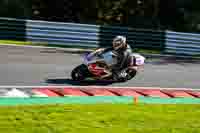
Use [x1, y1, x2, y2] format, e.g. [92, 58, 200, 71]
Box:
[88, 35, 135, 80]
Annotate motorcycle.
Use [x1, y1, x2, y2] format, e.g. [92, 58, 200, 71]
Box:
[71, 49, 145, 82]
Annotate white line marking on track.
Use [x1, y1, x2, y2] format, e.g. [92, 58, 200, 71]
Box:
[0, 86, 198, 91]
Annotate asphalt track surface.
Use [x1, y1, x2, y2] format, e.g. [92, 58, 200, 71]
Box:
[1, 45, 200, 89]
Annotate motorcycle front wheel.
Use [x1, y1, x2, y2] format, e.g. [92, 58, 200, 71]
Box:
[71, 64, 89, 81]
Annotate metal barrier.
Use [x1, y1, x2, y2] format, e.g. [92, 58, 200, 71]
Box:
[0, 17, 165, 50]
[26, 19, 100, 48]
[98, 25, 165, 50]
[165, 31, 200, 55]
[0, 17, 200, 55]
[0, 17, 26, 40]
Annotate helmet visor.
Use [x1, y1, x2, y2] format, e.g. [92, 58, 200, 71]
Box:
[113, 40, 122, 50]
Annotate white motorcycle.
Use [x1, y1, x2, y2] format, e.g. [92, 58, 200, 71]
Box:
[71, 50, 145, 82]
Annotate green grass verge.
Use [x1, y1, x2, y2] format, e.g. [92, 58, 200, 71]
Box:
[0, 40, 49, 47]
[0, 39, 161, 54]
[134, 48, 161, 54]
[0, 103, 200, 133]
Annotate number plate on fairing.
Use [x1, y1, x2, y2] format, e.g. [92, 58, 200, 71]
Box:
[132, 53, 145, 66]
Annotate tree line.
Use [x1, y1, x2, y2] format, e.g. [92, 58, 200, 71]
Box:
[1, 0, 200, 33]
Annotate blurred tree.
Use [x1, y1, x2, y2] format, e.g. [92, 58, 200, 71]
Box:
[2, 0, 200, 32]
[180, 0, 200, 32]
[0, 0, 31, 19]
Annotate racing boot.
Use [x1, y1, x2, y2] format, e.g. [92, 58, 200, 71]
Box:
[112, 69, 128, 82]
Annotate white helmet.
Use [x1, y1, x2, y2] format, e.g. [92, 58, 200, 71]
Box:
[112, 35, 127, 50]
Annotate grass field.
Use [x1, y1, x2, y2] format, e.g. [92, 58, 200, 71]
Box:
[0, 103, 199, 133]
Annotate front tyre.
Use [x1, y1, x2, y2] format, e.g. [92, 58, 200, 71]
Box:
[71, 64, 89, 81]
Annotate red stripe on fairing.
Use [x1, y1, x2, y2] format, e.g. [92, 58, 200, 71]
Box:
[88, 63, 108, 76]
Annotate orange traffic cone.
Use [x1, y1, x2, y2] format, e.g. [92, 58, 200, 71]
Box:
[134, 97, 138, 104]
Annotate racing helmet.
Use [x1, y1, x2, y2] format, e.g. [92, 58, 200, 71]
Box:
[112, 35, 127, 51]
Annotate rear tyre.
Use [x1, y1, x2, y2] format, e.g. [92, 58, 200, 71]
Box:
[71, 64, 89, 81]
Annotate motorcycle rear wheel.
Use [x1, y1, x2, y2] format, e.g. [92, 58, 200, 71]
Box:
[126, 68, 137, 80]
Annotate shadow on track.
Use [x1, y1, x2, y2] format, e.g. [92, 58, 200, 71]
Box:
[46, 78, 117, 86]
